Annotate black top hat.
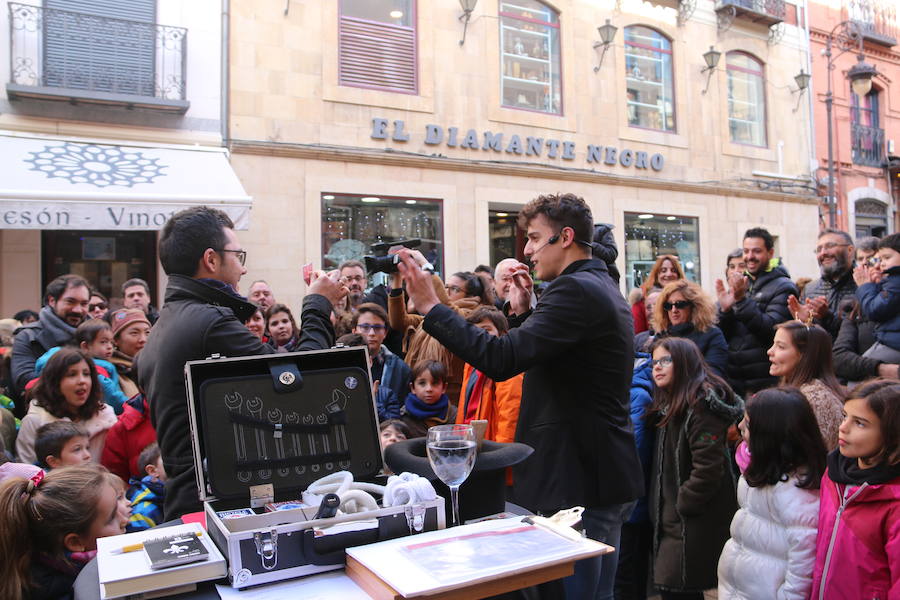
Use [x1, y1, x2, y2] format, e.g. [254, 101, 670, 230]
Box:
[384, 439, 533, 522]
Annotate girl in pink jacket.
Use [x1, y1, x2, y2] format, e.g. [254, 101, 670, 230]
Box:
[811, 378, 900, 600]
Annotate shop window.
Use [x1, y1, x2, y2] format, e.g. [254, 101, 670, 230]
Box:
[625, 26, 675, 132]
[624, 212, 700, 291]
[726, 52, 767, 147]
[499, 0, 562, 115]
[855, 198, 888, 238]
[42, 230, 157, 308]
[489, 210, 527, 267]
[322, 193, 443, 287]
[338, 0, 417, 94]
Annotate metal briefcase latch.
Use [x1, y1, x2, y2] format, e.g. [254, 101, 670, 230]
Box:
[269, 360, 303, 394]
[253, 529, 279, 571]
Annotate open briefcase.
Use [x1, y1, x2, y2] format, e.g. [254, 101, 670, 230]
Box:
[184, 346, 445, 589]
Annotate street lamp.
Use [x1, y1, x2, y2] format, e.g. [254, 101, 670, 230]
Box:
[823, 21, 877, 228]
[792, 69, 810, 112]
[458, 0, 478, 46]
[593, 20, 618, 72]
[700, 46, 721, 94]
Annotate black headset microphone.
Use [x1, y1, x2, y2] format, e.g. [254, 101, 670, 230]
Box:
[530, 232, 561, 258]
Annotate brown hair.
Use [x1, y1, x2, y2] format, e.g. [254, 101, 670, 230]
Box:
[848, 378, 900, 466]
[517, 193, 593, 247]
[264, 303, 298, 342]
[651, 280, 717, 333]
[0, 466, 110, 600]
[641, 254, 685, 295]
[465, 306, 509, 335]
[774, 321, 844, 397]
[351, 303, 389, 329]
[33, 348, 102, 422]
[34, 421, 88, 468]
[411, 360, 447, 384]
[75, 318, 112, 347]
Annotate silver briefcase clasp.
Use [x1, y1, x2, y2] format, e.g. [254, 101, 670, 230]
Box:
[253, 529, 278, 571]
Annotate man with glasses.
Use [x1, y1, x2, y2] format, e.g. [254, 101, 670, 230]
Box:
[788, 229, 857, 339]
[138, 206, 348, 520]
[339, 260, 368, 310]
[352, 303, 409, 402]
[10, 273, 90, 407]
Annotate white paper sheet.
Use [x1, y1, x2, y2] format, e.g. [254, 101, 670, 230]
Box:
[215, 571, 370, 600]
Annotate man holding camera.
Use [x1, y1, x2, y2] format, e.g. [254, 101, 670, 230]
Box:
[397, 193, 642, 600]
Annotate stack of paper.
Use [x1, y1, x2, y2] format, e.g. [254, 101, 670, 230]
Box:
[96, 522, 226, 599]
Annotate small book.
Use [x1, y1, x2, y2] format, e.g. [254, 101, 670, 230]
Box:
[97, 522, 226, 599]
[143, 531, 208, 570]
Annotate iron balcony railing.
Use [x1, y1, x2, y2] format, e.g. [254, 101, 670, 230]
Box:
[7, 3, 187, 109]
[844, 0, 897, 46]
[716, 0, 786, 26]
[851, 123, 885, 168]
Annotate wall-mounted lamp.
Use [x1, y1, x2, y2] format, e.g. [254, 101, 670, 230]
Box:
[791, 69, 811, 111]
[700, 46, 720, 94]
[847, 53, 877, 97]
[593, 20, 617, 73]
[459, 0, 478, 46]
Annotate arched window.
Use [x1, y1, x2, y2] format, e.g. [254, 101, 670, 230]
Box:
[339, 0, 417, 94]
[625, 26, 675, 132]
[499, 0, 562, 115]
[851, 88, 882, 166]
[726, 52, 766, 147]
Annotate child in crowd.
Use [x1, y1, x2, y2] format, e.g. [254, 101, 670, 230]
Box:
[855, 233, 900, 364]
[647, 337, 744, 600]
[15, 348, 116, 465]
[336, 333, 403, 421]
[34, 319, 130, 415]
[379, 419, 409, 451]
[34, 421, 92, 470]
[401, 360, 457, 439]
[0, 465, 127, 600]
[455, 307, 522, 444]
[100, 392, 157, 483]
[265, 303, 300, 352]
[126, 442, 167, 532]
[108, 472, 133, 532]
[717, 387, 827, 599]
[811, 378, 900, 598]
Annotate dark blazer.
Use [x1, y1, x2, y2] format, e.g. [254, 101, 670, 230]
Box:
[424, 258, 643, 513]
[138, 275, 334, 520]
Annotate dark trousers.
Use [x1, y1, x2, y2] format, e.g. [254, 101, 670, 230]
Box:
[562, 501, 636, 600]
[614, 520, 653, 600]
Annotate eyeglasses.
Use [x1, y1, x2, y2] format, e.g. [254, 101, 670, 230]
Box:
[215, 248, 247, 266]
[651, 356, 673, 367]
[356, 323, 387, 332]
[89, 302, 107, 311]
[663, 300, 692, 311]
[814, 242, 850, 255]
[865, 256, 881, 267]
[445, 284, 464, 294]
[343, 275, 365, 283]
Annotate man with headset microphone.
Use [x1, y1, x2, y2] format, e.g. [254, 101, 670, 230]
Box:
[397, 193, 641, 600]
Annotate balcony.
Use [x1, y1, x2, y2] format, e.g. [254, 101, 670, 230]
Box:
[7, 3, 189, 113]
[716, 0, 786, 28]
[844, 0, 897, 47]
[851, 123, 885, 168]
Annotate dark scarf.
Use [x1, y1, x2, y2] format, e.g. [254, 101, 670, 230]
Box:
[404, 392, 449, 420]
[196, 278, 248, 303]
[827, 449, 900, 486]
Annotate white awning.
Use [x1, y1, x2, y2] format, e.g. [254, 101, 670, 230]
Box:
[0, 131, 252, 230]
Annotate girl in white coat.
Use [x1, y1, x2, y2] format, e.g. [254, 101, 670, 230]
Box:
[717, 387, 828, 600]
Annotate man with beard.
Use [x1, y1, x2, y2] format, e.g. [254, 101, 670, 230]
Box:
[10, 274, 90, 405]
[788, 229, 857, 339]
[716, 227, 797, 395]
[339, 261, 367, 309]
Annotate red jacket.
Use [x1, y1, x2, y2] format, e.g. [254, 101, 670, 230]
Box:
[100, 395, 157, 483]
[810, 465, 900, 600]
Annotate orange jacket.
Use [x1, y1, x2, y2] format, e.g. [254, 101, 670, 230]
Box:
[455, 362, 523, 444]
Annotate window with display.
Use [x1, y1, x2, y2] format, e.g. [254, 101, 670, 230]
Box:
[338, 0, 417, 94]
[727, 52, 767, 147]
[624, 213, 700, 291]
[321, 193, 443, 287]
[499, 0, 562, 115]
[625, 26, 675, 132]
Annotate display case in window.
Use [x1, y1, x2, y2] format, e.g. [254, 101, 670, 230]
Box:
[624, 27, 675, 132]
[500, 1, 561, 115]
[624, 213, 701, 291]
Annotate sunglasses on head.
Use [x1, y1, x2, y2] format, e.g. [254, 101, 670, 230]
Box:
[663, 300, 692, 311]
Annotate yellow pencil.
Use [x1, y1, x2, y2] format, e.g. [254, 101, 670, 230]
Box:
[109, 531, 204, 555]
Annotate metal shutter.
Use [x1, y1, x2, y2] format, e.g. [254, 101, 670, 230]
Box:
[338, 16, 417, 94]
[43, 0, 157, 97]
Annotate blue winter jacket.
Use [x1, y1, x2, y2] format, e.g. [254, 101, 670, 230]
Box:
[35, 347, 128, 415]
[856, 265, 900, 351]
[126, 475, 165, 532]
[627, 353, 655, 524]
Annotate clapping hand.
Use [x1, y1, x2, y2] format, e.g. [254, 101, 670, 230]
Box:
[729, 271, 748, 301]
[715, 278, 736, 312]
[854, 264, 882, 286]
[787, 295, 808, 323]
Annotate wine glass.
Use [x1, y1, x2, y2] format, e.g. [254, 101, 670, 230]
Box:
[426, 424, 477, 527]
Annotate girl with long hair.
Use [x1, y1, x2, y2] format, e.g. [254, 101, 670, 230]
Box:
[717, 387, 827, 599]
[633, 255, 686, 334]
[648, 337, 743, 599]
[768, 321, 844, 450]
[265, 303, 300, 352]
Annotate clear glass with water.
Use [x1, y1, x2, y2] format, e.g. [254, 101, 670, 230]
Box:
[426, 424, 476, 527]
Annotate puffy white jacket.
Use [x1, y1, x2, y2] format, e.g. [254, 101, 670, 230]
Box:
[717, 474, 820, 600]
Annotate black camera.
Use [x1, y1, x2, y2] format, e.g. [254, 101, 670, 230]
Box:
[364, 239, 425, 274]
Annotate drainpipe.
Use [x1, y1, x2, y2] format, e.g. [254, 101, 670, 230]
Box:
[221, 0, 230, 147]
[803, 0, 817, 199]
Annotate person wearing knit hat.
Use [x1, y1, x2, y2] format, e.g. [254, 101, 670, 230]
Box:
[109, 309, 151, 398]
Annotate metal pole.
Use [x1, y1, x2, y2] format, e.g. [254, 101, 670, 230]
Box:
[825, 36, 836, 228]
